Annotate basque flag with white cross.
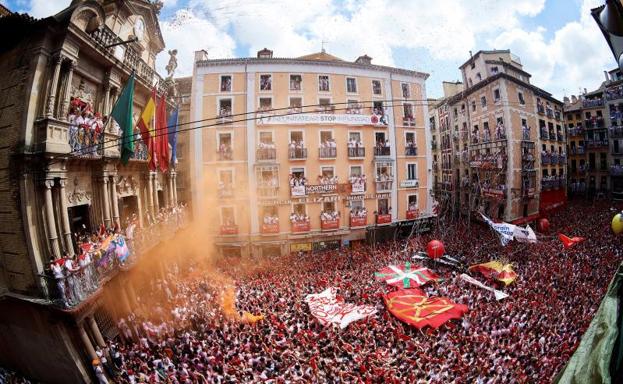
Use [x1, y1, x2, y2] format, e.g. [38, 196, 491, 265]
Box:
[375, 262, 440, 288]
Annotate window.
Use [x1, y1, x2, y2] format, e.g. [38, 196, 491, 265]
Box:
[259, 74, 272, 91]
[322, 201, 336, 213]
[289, 97, 302, 112]
[407, 163, 417, 180]
[401, 83, 410, 98]
[481, 96, 487, 107]
[259, 97, 272, 112]
[408, 195, 418, 210]
[219, 99, 232, 117]
[290, 74, 302, 91]
[471, 62, 475, 69]
[471, 101, 476, 112]
[350, 165, 362, 176]
[351, 200, 364, 210]
[321, 166, 335, 178]
[476, 73, 482, 81]
[494, 89, 500, 102]
[319, 75, 330, 92]
[220, 75, 232, 92]
[377, 198, 390, 215]
[221, 207, 235, 225]
[349, 132, 362, 142]
[346, 77, 357, 93]
[290, 131, 303, 144]
[218, 132, 232, 150]
[375, 132, 387, 145]
[320, 130, 333, 143]
[491, 66, 499, 74]
[372, 80, 382, 95]
[259, 131, 273, 145]
[403, 103, 414, 118]
[319, 98, 333, 113]
[518, 92, 525, 105]
[293, 203, 306, 215]
[405, 132, 415, 145]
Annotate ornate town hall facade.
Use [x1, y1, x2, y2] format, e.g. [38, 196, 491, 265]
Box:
[0, 1, 180, 382]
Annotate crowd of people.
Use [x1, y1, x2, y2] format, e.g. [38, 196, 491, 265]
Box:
[320, 210, 340, 222]
[289, 174, 307, 188]
[318, 175, 338, 185]
[350, 206, 367, 218]
[82, 199, 623, 383]
[289, 212, 310, 224]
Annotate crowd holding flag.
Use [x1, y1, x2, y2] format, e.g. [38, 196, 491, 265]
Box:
[383, 288, 468, 329]
[305, 287, 377, 329]
[459, 273, 509, 301]
[375, 262, 439, 288]
[468, 261, 517, 286]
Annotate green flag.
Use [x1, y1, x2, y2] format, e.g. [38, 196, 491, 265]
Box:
[110, 73, 135, 165]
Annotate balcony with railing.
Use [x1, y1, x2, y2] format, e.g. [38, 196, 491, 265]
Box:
[583, 98, 604, 108]
[350, 208, 368, 228]
[220, 224, 239, 235]
[218, 183, 234, 198]
[537, 103, 545, 115]
[376, 213, 392, 225]
[350, 176, 367, 193]
[568, 126, 585, 137]
[405, 146, 418, 156]
[374, 146, 391, 157]
[606, 85, 623, 101]
[218, 107, 233, 123]
[88, 26, 163, 90]
[290, 214, 310, 233]
[319, 147, 337, 159]
[585, 117, 605, 129]
[403, 116, 416, 127]
[541, 176, 564, 190]
[289, 146, 307, 160]
[540, 128, 548, 140]
[611, 126, 623, 139]
[375, 178, 393, 192]
[431, 142, 438, 150]
[611, 165, 623, 176]
[68, 124, 104, 158]
[261, 218, 280, 234]
[257, 179, 279, 197]
[256, 146, 277, 161]
[570, 146, 585, 155]
[557, 133, 564, 142]
[320, 212, 340, 230]
[217, 147, 233, 161]
[406, 209, 419, 220]
[586, 139, 609, 149]
[40, 212, 187, 309]
[348, 147, 366, 158]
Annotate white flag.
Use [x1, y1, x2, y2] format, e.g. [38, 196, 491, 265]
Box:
[513, 225, 537, 243]
[460, 273, 509, 300]
[305, 288, 377, 329]
[480, 213, 516, 246]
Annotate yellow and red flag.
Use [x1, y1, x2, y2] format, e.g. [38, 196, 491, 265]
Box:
[137, 88, 156, 146]
[384, 288, 468, 329]
[468, 261, 517, 286]
[156, 94, 169, 172]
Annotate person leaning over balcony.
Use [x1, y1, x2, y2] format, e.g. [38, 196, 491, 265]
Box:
[49, 256, 69, 306]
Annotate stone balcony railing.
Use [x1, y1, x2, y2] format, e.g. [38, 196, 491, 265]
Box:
[289, 147, 307, 160]
[373, 146, 391, 157]
[256, 147, 277, 161]
[376, 179, 393, 192]
[405, 146, 418, 156]
[319, 147, 337, 159]
[38, 212, 187, 309]
[348, 147, 366, 158]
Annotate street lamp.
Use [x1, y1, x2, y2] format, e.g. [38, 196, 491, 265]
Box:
[592, 0, 623, 70]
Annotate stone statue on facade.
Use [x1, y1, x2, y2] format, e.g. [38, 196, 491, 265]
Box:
[165, 49, 178, 80]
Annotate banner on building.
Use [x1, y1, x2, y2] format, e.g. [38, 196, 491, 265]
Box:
[257, 113, 388, 126]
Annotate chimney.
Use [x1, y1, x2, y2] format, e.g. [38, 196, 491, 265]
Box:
[584, 88, 587, 95]
[571, 95, 577, 103]
[605, 70, 610, 82]
[194, 50, 208, 62]
[257, 48, 273, 59]
[355, 55, 372, 65]
[563, 96, 570, 103]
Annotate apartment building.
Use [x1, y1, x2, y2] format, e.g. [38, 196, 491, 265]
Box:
[189, 49, 433, 257]
[429, 50, 566, 223]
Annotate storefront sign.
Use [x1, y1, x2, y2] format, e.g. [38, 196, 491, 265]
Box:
[291, 242, 312, 252]
[257, 113, 388, 126]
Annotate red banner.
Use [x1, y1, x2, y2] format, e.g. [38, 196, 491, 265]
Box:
[220, 225, 238, 235]
[321, 219, 339, 230]
[384, 289, 468, 329]
[350, 216, 367, 227]
[261, 223, 279, 234]
[291, 222, 310, 233]
[406, 210, 419, 220]
[376, 214, 392, 224]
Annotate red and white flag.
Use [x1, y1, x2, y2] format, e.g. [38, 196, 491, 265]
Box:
[305, 287, 376, 329]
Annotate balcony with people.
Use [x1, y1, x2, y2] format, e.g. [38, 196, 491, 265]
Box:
[375, 171, 393, 192]
[218, 182, 234, 198]
[217, 144, 233, 161]
[42, 206, 188, 309]
[347, 139, 365, 158]
[585, 115, 605, 129]
[218, 100, 233, 123]
[349, 174, 367, 194]
[375, 206, 392, 225]
[402, 104, 416, 126]
[586, 138, 609, 149]
[611, 126, 623, 139]
[220, 220, 239, 236]
[480, 181, 507, 198]
[350, 206, 367, 228]
[320, 210, 340, 230]
[606, 84, 623, 101]
[346, 101, 364, 115]
[256, 142, 276, 161]
[290, 211, 310, 233]
[319, 139, 337, 159]
[67, 103, 105, 158]
[494, 121, 507, 141]
[257, 170, 279, 198]
[469, 150, 506, 169]
[289, 174, 307, 197]
[261, 214, 280, 234]
[406, 202, 419, 220]
[373, 141, 391, 158]
[521, 124, 532, 141]
[372, 101, 388, 125]
[568, 125, 584, 137]
[583, 97, 604, 108]
[539, 127, 548, 140]
[611, 164, 623, 176]
[541, 175, 564, 190]
[288, 140, 307, 160]
[405, 142, 418, 156]
[537, 101, 545, 115]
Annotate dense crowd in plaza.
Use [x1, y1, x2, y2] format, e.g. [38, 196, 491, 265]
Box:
[82, 200, 623, 383]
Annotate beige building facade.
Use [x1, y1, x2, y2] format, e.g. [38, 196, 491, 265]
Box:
[189, 49, 434, 257]
[429, 50, 566, 223]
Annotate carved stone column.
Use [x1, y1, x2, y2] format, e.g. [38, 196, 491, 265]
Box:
[168, 172, 174, 208]
[172, 172, 178, 206]
[59, 59, 76, 120]
[58, 179, 75, 256]
[78, 324, 98, 360]
[111, 175, 120, 229]
[103, 76, 111, 115]
[46, 55, 63, 119]
[101, 176, 111, 227]
[87, 316, 106, 348]
[152, 172, 160, 213]
[44, 180, 61, 259]
[147, 173, 154, 221]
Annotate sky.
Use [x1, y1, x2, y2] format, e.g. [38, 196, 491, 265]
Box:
[1, 0, 617, 100]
